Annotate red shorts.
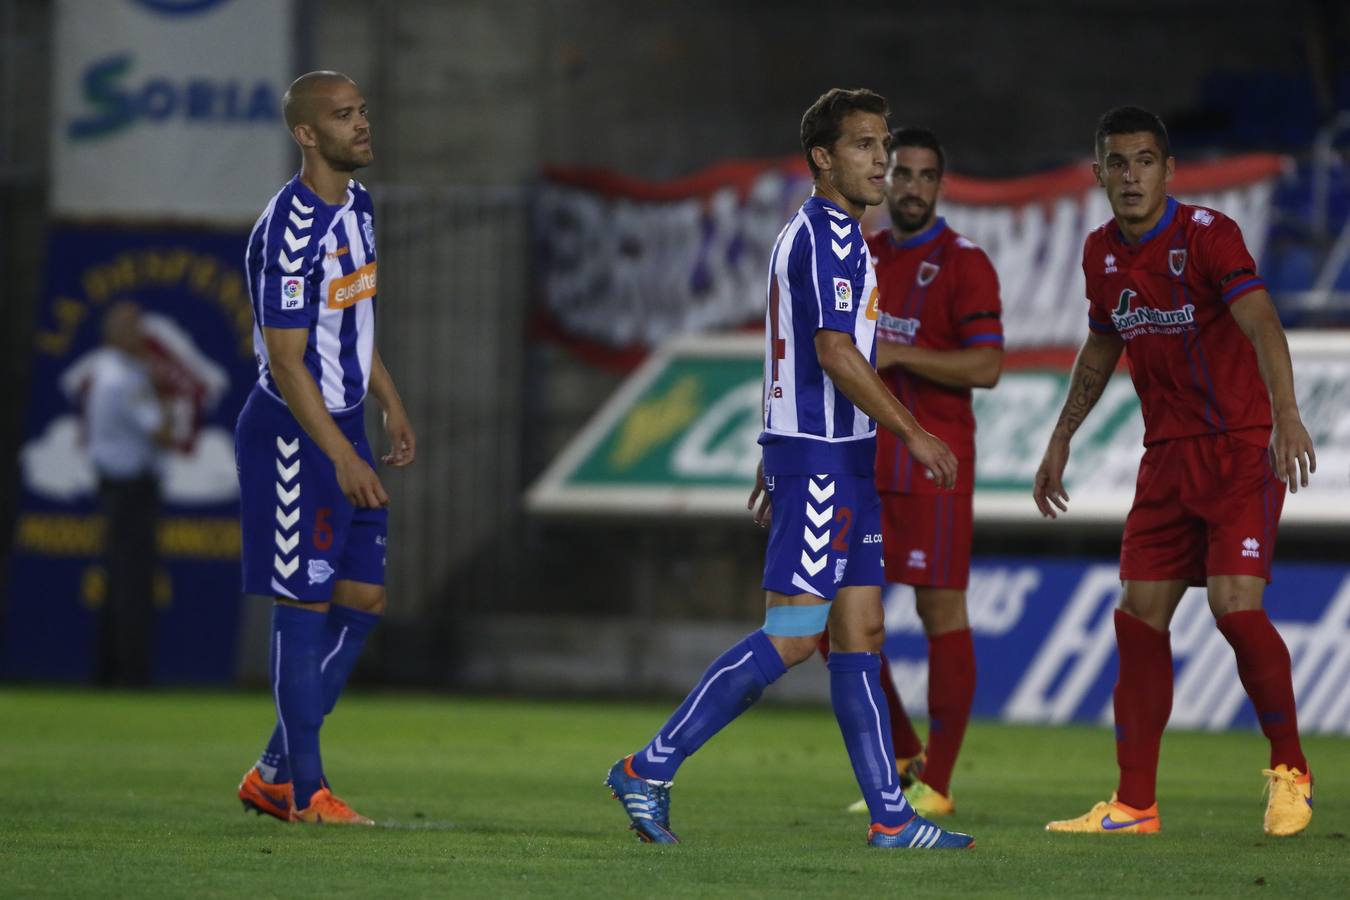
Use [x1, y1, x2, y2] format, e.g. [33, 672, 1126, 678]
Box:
[880, 492, 972, 589]
[1121, 434, 1285, 585]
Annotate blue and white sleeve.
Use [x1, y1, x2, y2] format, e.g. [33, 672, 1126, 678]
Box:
[805, 213, 862, 334]
[259, 191, 320, 330]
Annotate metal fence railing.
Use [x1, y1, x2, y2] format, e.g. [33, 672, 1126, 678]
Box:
[370, 185, 528, 621]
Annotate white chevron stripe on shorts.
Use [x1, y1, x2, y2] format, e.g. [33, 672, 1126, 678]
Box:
[272, 434, 301, 582]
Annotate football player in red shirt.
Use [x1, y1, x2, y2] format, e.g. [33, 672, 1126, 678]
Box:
[1035, 107, 1316, 837]
[817, 128, 1003, 818]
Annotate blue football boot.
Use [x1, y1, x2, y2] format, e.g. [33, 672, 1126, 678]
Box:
[605, 755, 679, 844]
[867, 815, 975, 849]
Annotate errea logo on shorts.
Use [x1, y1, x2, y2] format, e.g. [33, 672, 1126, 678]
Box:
[281, 276, 304, 310]
[907, 549, 927, 569]
[833, 277, 853, 312]
[1241, 537, 1261, 559]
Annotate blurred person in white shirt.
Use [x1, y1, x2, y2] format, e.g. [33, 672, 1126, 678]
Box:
[85, 301, 172, 686]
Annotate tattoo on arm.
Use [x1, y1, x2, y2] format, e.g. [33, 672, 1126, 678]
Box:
[1053, 362, 1108, 440]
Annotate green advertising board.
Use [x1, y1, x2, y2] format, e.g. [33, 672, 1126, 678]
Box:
[528, 333, 1350, 524]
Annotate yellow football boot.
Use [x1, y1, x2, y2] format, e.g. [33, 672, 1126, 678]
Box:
[1045, 793, 1159, 834]
[848, 753, 928, 813]
[1262, 765, 1312, 836]
[906, 780, 956, 818]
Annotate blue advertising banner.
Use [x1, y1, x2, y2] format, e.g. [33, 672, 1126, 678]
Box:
[2, 227, 255, 682]
[882, 559, 1350, 735]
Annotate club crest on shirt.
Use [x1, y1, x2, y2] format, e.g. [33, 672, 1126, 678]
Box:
[917, 261, 940, 287]
[362, 212, 375, 254]
[1169, 249, 1187, 276]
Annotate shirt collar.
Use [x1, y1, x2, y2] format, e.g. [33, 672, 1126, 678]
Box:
[290, 174, 351, 211]
[807, 195, 857, 222]
[892, 216, 947, 249]
[1117, 196, 1177, 246]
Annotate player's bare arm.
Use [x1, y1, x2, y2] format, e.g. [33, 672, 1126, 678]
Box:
[1033, 329, 1124, 518]
[368, 347, 416, 468]
[815, 328, 957, 488]
[263, 325, 388, 508]
[876, 340, 1002, 389]
[1228, 290, 1316, 493]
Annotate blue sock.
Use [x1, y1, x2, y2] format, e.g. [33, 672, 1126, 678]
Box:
[318, 605, 380, 715]
[257, 605, 380, 784]
[828, 651, 911, 828]
[269, 604, 327, 809]
[630, 630, 787, 782]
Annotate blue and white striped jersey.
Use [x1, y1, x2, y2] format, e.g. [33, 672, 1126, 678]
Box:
[759, 196, 879, 476]
[245, 175, 378, 413]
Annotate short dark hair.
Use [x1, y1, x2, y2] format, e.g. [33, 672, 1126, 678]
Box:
[800, 88, 890, 177]
[1094, 106, 1170, 159]
[889, 127, 945, 176]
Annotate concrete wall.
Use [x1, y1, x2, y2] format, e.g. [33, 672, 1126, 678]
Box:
[312, 0, 1319, 183]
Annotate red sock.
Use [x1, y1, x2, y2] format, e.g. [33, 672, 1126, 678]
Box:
[922, 628, 975, 796]
[1216, 610, 1307, 772]
[818, 629, 922, 760]
[1113, 610, 1172, 810]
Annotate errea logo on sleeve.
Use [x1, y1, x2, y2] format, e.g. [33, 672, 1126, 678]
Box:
[832, 277, 853, 311]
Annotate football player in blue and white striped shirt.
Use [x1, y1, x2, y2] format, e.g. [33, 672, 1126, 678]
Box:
[235, 71, 416, 826]
[607, 89, 972, 850]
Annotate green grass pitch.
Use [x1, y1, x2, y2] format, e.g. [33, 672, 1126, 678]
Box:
[0, 687, 1345, 897]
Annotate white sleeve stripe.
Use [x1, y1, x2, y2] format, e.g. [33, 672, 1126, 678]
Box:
[803, 215, 823, 328]
[258, 194, 278, 328]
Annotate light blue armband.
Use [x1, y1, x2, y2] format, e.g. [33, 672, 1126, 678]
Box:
[763, 602, 831, 637]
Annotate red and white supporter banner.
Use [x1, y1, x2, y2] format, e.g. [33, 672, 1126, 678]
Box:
[536, 154, 1286, 358]
[941, 156, 1286, 347]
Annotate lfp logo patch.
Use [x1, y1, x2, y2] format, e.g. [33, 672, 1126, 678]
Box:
[281, 276, 304, 310]
[833, 277, 853, 312]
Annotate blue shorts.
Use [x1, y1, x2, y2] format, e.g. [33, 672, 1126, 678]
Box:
[235, 387, 388, 602]
[762, 473, 883, 599]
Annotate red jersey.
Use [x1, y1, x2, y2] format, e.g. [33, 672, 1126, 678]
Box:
[868, 218, 1003, 495]
[1083, 197, 1270, 448]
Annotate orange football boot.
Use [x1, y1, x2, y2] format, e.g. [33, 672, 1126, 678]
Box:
[291, 787, 375, 826]
[237, 767, 292, 822]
